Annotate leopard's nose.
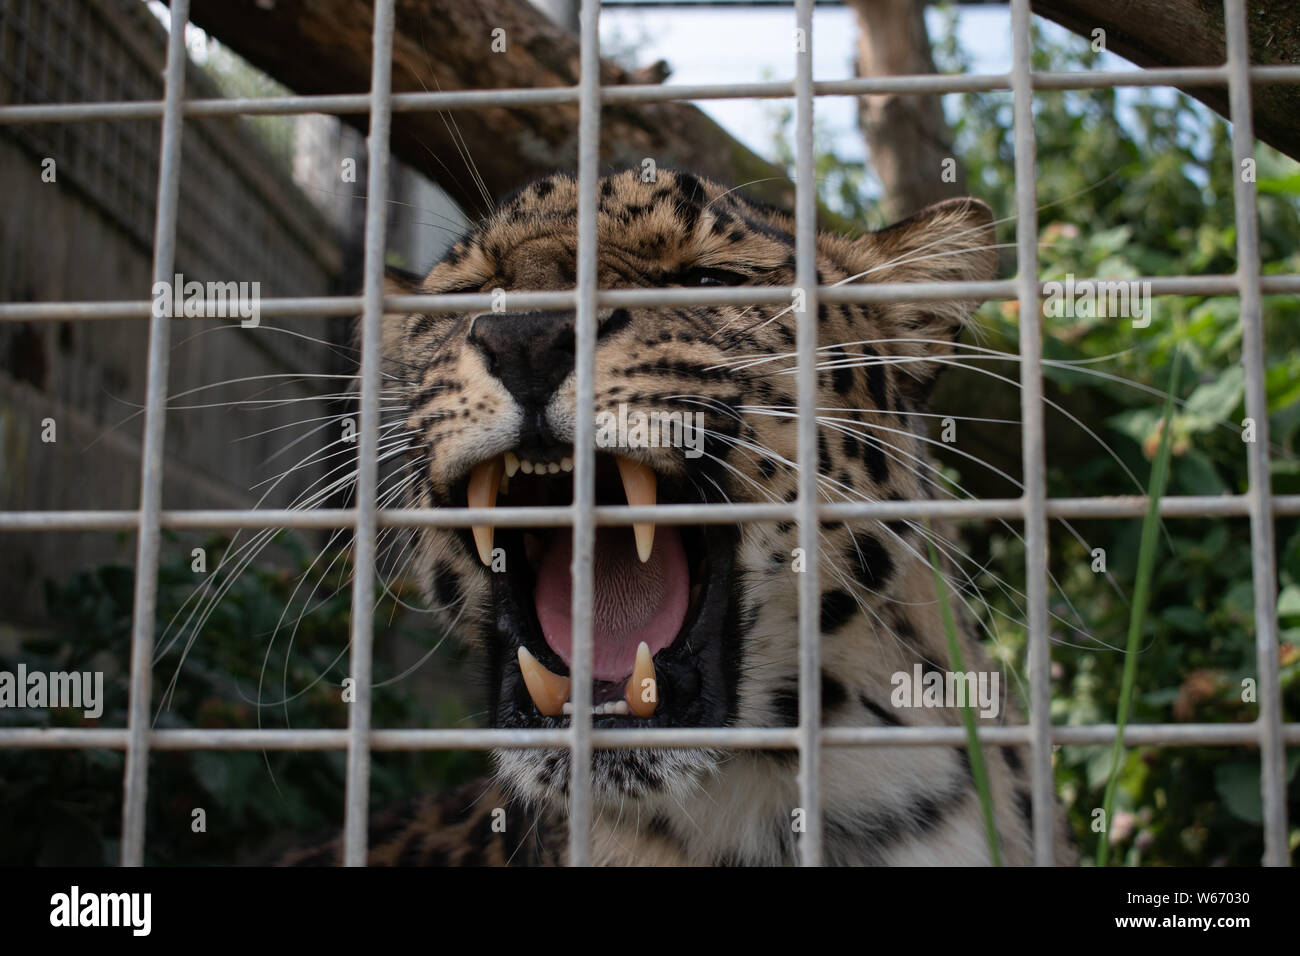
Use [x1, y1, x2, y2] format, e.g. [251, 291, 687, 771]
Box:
[468, 310, 576, 411]
[467, 307, 632, 414]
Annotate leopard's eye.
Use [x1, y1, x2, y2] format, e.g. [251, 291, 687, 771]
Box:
[676, 267, 748, 287]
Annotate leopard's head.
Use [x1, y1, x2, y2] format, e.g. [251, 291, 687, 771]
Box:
[384, 168, 996, 808]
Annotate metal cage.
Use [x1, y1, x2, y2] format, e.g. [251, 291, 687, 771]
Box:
[0, 0, 1297, 867]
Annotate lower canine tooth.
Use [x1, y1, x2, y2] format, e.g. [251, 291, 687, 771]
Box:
[517, 646, 571, 717]
[615, 455, 657, 563]
[468, 456, 505, 565]
[625, 641, 658, 718]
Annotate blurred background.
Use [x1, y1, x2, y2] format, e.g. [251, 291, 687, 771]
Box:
[0, 0, 1297, 865]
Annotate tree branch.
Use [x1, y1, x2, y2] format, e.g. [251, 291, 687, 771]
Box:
[181, 0, 796, 215]
[1034, 0, 1300, 162]
[849, 0, 967, 221]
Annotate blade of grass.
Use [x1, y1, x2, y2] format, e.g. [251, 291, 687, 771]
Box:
[924, 519, 1002, 866]
[1095, 349, 1183, 866]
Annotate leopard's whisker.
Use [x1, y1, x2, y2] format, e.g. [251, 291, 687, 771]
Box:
[157, 432, 423, 684]
[687, 429, 970, 671]
[711, 172, 1121, 348]
[172, 322, 420, 372]
[256, 468, 448, 719]
[740, 351, 1152, 497]
[216, 458, 432, 719]
[728, 406, 1115, 650]
[249, 428, 415, 493]
[233, 405, 409, 445]
[408, 26, 494, 217]
[298, 182, 471, 238]
[727, 237, 1032, 341]
[86, 372, 380, 451]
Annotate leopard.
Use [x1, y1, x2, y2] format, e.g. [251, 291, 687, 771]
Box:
[279, 166, 1077, 867]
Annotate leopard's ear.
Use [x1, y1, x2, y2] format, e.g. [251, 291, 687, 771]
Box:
[853, 197, 998, 403]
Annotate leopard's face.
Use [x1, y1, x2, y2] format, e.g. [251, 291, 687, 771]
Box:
[385, 168, 996, 808]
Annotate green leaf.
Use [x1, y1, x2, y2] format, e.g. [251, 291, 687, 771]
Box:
[1257, 172, 1300, 196]
[1160, 606, 1206, 634]
[1108, 407, 1161, 445]
[1214, 761, 1263, 825]
[1086, 225, 1134, 257]
[1278, 585, 1300, 622]
[1174, 450, 1225, 496]
[1181, 365, 1244, 430]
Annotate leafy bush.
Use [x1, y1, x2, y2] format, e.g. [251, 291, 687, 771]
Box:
[0, 533, 485, 865]
[942, 15, 1300, 865]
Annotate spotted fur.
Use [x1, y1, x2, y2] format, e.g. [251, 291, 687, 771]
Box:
[296, 168, 1076, 866]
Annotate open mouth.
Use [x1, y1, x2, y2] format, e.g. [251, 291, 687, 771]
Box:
[454, 448, 738, 731]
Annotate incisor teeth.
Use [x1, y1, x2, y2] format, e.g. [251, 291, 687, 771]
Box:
[517, 646, 571, 717]
[625, 641, 658, 718]
[561, 701, 631, 716]
[467, 456, 504, 565]
[506, 453, 574, 478]
[615, 455, 657, 563]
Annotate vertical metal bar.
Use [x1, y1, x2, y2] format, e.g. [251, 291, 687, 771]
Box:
[119, 0, 189, 868]
[567, 0, 601, 866]
[342, 0, 396, 868]
[1224, 0, 1288, 867]
[1009, 0, 1054, 866]
[793, 0, 822, 867]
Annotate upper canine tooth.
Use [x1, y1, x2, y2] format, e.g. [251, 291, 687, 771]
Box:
[615, 455, 657, 563]
[504, 451, 520, 478]
[467, 456, 504, 565]
[517, 646, 571, 717]
[625, 641, 658, 718]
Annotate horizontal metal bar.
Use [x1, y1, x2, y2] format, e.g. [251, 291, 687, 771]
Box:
[4, 65, 1300, 126]
[0, 296, 367, 322]
[3, 274, 1298, 323]
[1, 722, 1294, 751]
[0, 509, 357, 531]
[609, 65, 1300, 102]
[825, 274, 1300, 305]
[829, 722, 1300, 747]
[3, 494, 1299, 533]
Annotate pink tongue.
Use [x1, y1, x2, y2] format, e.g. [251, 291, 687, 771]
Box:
[533, 526, 688, 682]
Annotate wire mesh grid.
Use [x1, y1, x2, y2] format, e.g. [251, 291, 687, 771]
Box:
[0, 0, 1297, 866]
